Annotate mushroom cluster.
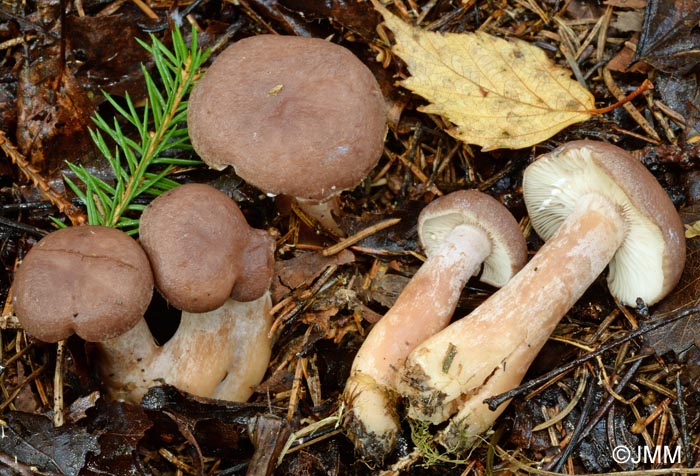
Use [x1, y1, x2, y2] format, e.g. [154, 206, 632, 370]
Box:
[13, 33, 389, 406]
[397, 140, 685, 451]
[99, 183, 276, 402]
[342, 190, 527, 461]
[187, 34, 387, 235]
[13, 183, 276, 404]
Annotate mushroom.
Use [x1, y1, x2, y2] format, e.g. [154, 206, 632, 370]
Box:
[397, 140, 685, 451]
[187, 34, 387, 235]
[96, 183, 276, 402]
[13, 184, 276, 404]
[342, 190, 527, 461]
[138, 183, 275, 312]
[13, 225, 154, 343]
[96, 295, 273, 402]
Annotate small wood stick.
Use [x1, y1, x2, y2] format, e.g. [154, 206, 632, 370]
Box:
[53, 339, 66, 427]
[0, 130, 86, 226]
[130, 0, 159, 19]
[598, 71, 661, 142]
[322, 218, 401, 257]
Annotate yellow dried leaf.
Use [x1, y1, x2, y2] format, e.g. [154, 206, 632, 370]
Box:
[375, 2, 595, 150]
[685, 221, 700, 239]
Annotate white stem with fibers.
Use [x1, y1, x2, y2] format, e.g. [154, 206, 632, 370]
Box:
[96, 293, 272, 403]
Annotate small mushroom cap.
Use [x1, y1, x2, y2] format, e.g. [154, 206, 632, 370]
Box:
[233, 227, 276, 303]
[13, 226, 154, 343]
[523, 140, 685, 305]
[418, 190, 528, 287]
[187, 34, 387, 201]
[139, 183, 275, 312]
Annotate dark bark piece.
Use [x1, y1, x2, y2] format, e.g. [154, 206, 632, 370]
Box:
[278, 0, 380, 39]
[0, 412, 98, 476]
[646, 205, 700, 356]
[633, 0, 700, 73]
[246, 414, 292, 476]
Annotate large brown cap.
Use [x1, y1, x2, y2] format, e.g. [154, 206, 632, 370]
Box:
[418, 190, 528, 287]
[139, 183, 275, 312]
[523, 140, 685, 305]
[13, 226, 154, 343]
[187, 35, 387, 201]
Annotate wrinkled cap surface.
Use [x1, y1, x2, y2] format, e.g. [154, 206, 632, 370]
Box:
[523, 140, 685, 305]
[139, 183, 275, 312]
[418, 190, 528, 287]
[187, 35, 387, 201]
[13, 226, 154, 343]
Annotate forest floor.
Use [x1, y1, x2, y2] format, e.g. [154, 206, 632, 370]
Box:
[0, 0, 700, 475]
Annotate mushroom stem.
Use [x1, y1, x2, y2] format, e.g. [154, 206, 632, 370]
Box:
[210, 295, 273, 401]
[344, 223, 491, 459]
[96, 293, 272, 403]
[399, 193, 625, 448]
[95, 319, 158, 383]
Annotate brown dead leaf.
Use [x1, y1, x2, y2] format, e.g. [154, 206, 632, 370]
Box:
[373, 1, 595, 150]
[83, 400, 153, 475]
[0, 411, 99, 475]
[271, 250, 355, 302]
[278, 0, 381, 39]
[634, 0, 700, 73]
[607, 34, 646, 73]
[16, 58, 97, 178]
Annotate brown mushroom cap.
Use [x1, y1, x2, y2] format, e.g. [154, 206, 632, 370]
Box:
[13, 226, 154, 343]
[523, 140, 685, 305]
[418, 190, 528, 287]
[187, 35, 387, 201]
[138, 183, 275, 312]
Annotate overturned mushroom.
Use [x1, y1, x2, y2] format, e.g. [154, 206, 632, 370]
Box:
[187, 34, 387, 234]
[97, 183, 276, 402]
[398, 141, 685, 451]
[343, 190, 527, 462]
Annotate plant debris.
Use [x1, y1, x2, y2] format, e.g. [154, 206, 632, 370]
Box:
[372, 0, 595, 150]
[634, 0, 700, 73]
[1, 0, 700, 474]
[646, 204, 700, 356]
[0, 411, 99, 476]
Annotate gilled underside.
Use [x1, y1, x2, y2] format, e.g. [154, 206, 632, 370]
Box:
[523, 146, 669, 305]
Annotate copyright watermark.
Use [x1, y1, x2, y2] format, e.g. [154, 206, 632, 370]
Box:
[612, 445, 682, 465]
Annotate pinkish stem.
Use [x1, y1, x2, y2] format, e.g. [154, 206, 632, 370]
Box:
[343, 223, 491, 458]
[399, 193, 626, 450]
